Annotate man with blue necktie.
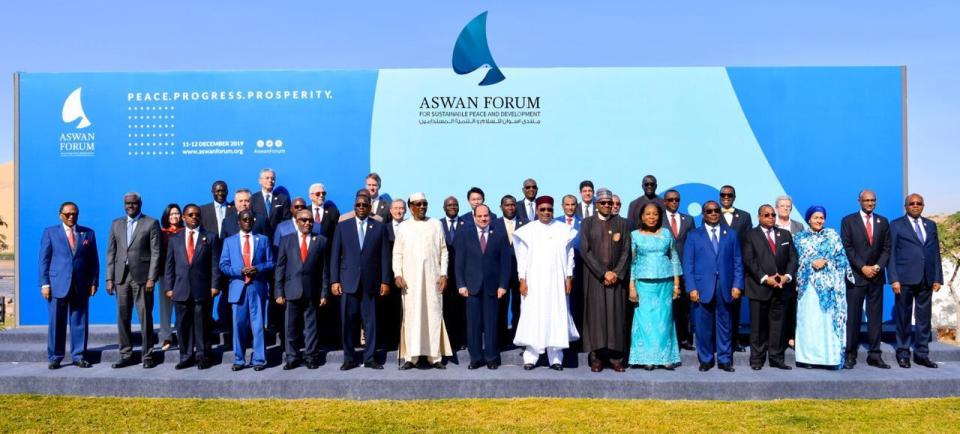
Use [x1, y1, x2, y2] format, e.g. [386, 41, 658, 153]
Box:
[220, 209, 274, 371]
[39, 202, 99, 369]
[888, 193, 943, 369]
[683, 200, 744, 372]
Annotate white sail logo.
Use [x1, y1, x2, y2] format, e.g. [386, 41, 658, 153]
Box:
[62, 87, 92, 129]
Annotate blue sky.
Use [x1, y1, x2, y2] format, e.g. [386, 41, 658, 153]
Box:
[2, 1, 957, 212]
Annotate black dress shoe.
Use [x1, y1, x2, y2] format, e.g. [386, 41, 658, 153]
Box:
[734, 343, 746, 353]
[914, 358, 938, 368]
[549, 363, 563, 371]
[751, 365, 762, 371]
[432, 362, 446, 370]
[175, 360, 194, 370]
[305, 362, 319, 370]
[142, 360, 157, 369]
[364, 361, 384, 370]
[642, 364, 654, 371]
[283, 361, 299, 370]
[487, 362, 499, 370]
[867, 358, 891, 369]
[843, 360, 856, 370]
[48, 360, 62, 370]
[699, 363, 713, 372]
[897, 358, 911, 369]
[680, 342, 695, 351]
[231, 364, 245, 371]
[770, 362, 793, 370]
[112, 358, 136, 369]
[197, 359, 211, 370]
[659, 364, 675, 371]
[468, 361, 485, 370]
[399, 361, 416, 371]
[252, 364, 266, 371]
[718, 364, 735, 372]
[523, 363, 535, 370]
[340, 361, 358, 371]
[75, 359, 93, 368]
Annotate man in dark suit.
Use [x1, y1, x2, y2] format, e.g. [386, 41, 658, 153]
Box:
[330, 191, 392, 370]
[200, 180, 232, 238]
[163, 204, 221, 370]
[498, 195, 525, 347]
[455, 204, 511, 369]
[741, 204, 798, 370]
[309, 183, 341, 241]
[379, 199, 406, 351]
[578, 180, 595, 219]
[219, 209, 274, 371]
[366, 172, 392, 221]
[627, 175, 664, 226]
[888, 193, 944, 369]
[840, 189, 892, 369]
[106, 192, 161, 369]
[718, 184, 751, 352]
[272, 197, 310, 249]
[274, 209, 330, 370]
[250, 168, 291, 241]
[39, 201, 99, 369]
[518, 178, 539, 224]
[683, 201, 744, 372]
[663, 189, 696, 350]
[441, 195, 467, 350]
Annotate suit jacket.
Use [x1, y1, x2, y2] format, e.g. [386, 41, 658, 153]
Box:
[106, 214, 161, 285]
[840, 212, 891, 286]
[682, 225, 744, 304]
[627, 195, 665, 229]
[371, 193, 392, 222]
[442, 215, 467, 279]
[220, 211, 268, 240]
[887, 215, 944, 286]
[454, 224, 512, 295]
[312, 201, 341, 241]
[499, 216, 526, 245]
[577, 201, 595, 219]
[555, 214, 582, 249]
[38, 224, 99, 298]
[250, 190, 291, 239]
[518, 197, 538, 224]
[272, 219, 323, 249]
[719, 207, 753, 243]
[459, 210, 502, 230]
[741, 226, 798, 301]
[163, 228, 221, 302]
[330, 217, 391, 294]
[662, 211, 695, 259]
[200, 201, 233, 239]
[274, 231, 330, 301]
[219, 232, 275, 303]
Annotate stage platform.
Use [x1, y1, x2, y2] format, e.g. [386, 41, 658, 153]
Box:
[1, 326, 958, 400]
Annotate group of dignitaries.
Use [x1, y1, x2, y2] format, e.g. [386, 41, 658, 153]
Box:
[40, 170, 945, 374]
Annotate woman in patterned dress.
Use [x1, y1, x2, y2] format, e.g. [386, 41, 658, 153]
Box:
[794, 205, 853, 369]
[628, 203, 682, 370]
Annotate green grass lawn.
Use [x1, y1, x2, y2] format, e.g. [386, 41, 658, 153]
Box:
[1, 395, 959, 432]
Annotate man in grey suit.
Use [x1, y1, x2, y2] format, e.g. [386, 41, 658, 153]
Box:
[106, 192, 161, 368]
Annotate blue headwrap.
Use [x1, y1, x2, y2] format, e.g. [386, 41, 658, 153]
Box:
[804, 205, 827, 222]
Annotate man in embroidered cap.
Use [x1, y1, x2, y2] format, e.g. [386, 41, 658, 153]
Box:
[394, 192, 452, 369]
[578, 188, 632, 372]
[512, 195, 580, 370]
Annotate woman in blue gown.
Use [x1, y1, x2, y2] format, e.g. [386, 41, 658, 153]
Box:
[628, 203, 682, 370]
[794, 205, 852, 369]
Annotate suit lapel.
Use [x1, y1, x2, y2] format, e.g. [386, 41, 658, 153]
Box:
[191, 232, 206, 267]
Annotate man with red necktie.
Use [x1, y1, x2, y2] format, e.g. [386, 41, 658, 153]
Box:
[662, 189, 696, 351]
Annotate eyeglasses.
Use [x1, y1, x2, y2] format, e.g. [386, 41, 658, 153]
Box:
[703, 208, 721, 215]
[760, 213, 775, 217]
[908, 201, 924, 206]
[410, 201, 428, 207]
[664, 197, 679, 202]
[61, 212, 78, 217]
[124, 201, 139, 205]
[184, 213, 199, 217]
[239, 217, 255, 222]
[861, 198, 876, 202]
[612, 202, 621, 206]
[719, 193, 734, 198]
[293, 205, 306, 209]
[538, 207, 553, 212]
[355, 202, 371, 208]
[296, 218, 313, 223]
[643, 182, 656, 187]
[523, 186, 537, 190]
[597, 200, 613, 206]
[311, 192, 326, 196]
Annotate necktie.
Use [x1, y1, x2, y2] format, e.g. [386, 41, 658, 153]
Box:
[216, 204, 225, 233]
[315, 207, 323, 224]
[567, 216, 573, 226]
[480, 230, 487, 253]
[528, 202, 535, 220]
[671, 214, 679, 237]
[358, 220, 366, 248]
[67, 228, 76, 252]
[300, 234, 308, 262]
[187, 230, 195, 264]
[126, 218, 134, 247]
[710, 227, 719, 254]
[265, 193, 272, 218]
[242, 235, 252, 283]
[913, 218, 924, 243]
[766, 229, 776, 255]
[865, 214, 874, 246]
[506, 220, 515, 245]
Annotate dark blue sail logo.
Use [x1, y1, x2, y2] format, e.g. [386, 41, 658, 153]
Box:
[452, 11, 505, 86]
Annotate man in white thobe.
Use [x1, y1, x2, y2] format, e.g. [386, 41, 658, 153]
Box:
[513, 195, 580, 370]
[393, 192, 452, 369]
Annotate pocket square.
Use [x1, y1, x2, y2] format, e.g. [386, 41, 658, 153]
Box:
[780, 242, 790, 245]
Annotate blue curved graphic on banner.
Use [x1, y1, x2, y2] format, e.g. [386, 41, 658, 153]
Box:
[452, 11, 506, 86]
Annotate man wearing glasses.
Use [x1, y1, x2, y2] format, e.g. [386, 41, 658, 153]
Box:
[394, 193, 452, 370]
[627, 175, 664, 227]
[663, 189, 696, 351]
[512, 196, 580, 371]
[718, 185, 752, 353]
[518, 178, 539, 224]
[888, 193, 943, 369]
[308, 183, 340, 241]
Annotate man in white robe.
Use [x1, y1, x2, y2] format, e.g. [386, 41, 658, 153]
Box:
[393, 192, 452, 369]
[513, 195, 580, 370]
